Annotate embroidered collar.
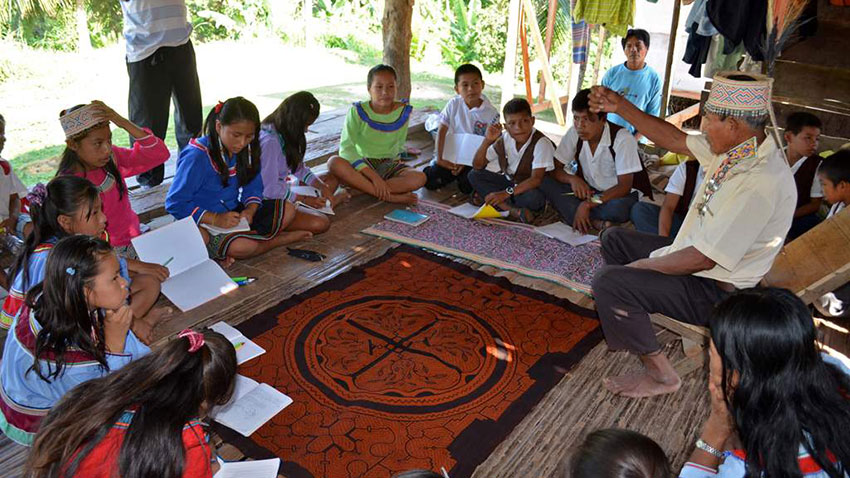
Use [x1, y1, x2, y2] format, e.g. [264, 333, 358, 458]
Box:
[694, 137, 760, 219]
[354, 101, 413, 132]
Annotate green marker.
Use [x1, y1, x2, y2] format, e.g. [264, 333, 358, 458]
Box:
[231, 276, 248, 282]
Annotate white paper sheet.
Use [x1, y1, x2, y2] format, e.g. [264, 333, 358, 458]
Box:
[209, 322, 266, 365]
[535, 222, 598, 247]
[442, 133, 485, 166]
[214, 383, 293, 437]
[292, 185, 335, 215]
[447, 203, 480, 219]
[214, 457, 280, 478]
[211, 374, 259, 417]
[132, 218, 237, 311]
[201, 217, 251, 235]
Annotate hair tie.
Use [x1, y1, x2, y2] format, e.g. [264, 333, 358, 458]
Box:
[178, 329, 205, 353]
[27, 183, 48, 207]
[65, 267, 76, 276]
[214, 101, 224, 114]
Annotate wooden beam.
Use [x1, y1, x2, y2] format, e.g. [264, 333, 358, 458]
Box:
[591, 25, 606, 85]
[519, 7, 534, 104]
[538, 0, 559, 102]
[660, 0, 683, 118]
[520, 0, 565, 125]
[501, 0, 523, 111]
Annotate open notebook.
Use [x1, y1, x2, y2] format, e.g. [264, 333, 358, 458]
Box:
[212, 374, 293, 437]
[201, 217, 251, 235]
[291, 185, 334, 215]
[131, 217, 238, 311]
[214, 456, 280, 478]
[209, 321, 265, 365]
[442, 133, 485, 166]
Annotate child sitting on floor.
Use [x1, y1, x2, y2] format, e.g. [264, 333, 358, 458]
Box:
[327, 64, 426, 204]
[469, 98, 554, 223]
[0, 235, 150, 446]
[0, 113, 32, 289]
[424, 64, 500, 194]
[0, 176, 167, 341]
[166, 96, 311, 262]
[631, 159, 704, 237]
[815, 150, 850, 317]
[565, 428, 671, 478]
[56, 101, 170, 256]
[26, 328, 235, 478]
[784, 112, 825, 241]
[540, 89, 653, 234]
[260, 91, 349, 235]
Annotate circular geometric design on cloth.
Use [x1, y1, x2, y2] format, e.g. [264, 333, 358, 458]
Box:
[288, 295, 517, 421]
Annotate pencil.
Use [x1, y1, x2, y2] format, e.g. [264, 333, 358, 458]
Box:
[162, 257, 174, 267]
[561, 192, 576, 196]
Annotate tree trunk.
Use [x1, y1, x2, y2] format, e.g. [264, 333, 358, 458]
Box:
[382, 0, 415, 101]
[75, 0, 91, 53]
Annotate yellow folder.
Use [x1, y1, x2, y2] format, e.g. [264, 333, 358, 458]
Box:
[473, 204, 506, 219]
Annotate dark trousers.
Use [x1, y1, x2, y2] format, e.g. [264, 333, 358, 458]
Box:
[539, 176, 638, 224]
[787, 213, 822, 242]
[467, 169, 546, 211]
[630, 201, 686, 237]
[127, 40, 203, 187]
[592, 227, 730, 354]
[423, 163, 473, 194]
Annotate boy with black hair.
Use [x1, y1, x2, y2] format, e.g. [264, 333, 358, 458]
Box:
[424, 64, 500, 194]
[785, 111, 825, 240]
[601, 28, 662, 141]
[469, 98, 554, 223]
[816, 150, 850, 317]
[540, 89, 653, 234]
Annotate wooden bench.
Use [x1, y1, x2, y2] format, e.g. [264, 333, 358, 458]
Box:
[651, 207, 850, 375]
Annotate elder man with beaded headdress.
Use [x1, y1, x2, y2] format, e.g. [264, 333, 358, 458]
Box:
[587, 73, 797, 398]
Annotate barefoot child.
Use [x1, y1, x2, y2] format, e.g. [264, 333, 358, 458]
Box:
[0, 235, 150, 445]
[424, 64, 500, 194]
[469, 98, 554, 223]
[327, 64, 426, 204]
[56, 101, 170, 255]
[166, 96, 310, 261]
[0, 177, 167, 342]
[260, 91, 349, 234]
[27, 329, 235, 478]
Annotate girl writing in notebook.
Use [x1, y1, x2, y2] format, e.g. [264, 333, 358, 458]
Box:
[56, 101, 170, 257]
[166, 96, 311, 261]
[0, 235, 150, 446]
[26, 329, 236, 478]
[260, 91, 350, 235]
[1, 176, 168, 341]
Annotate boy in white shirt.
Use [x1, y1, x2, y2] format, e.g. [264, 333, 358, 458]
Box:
[0, 113, 31, 289]
[469, 99, 554, 223]
[784, 112, 825, 241]
[815, 151, 850, 317]
[631, 160, 705, 237]
[424, 64, 500, 194]
[540, 89, 653, 233]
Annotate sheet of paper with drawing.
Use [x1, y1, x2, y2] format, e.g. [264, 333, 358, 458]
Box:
[131, 217, 237, 311]
[214, 456, 280, 478]
[291, 185, 334, 215]
[534, 222, 598, 247]
[212, 374, 293, 437]
[442, 133, 485, 166]
[209, 321, 265, 365]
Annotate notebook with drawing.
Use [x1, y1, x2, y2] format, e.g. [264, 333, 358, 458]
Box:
[212, 374, 293, 437]
[291, 185, 335, 215]
[209, 321, 265, 365]
[442, 133, 485, 166]
[131, 217, 238, 312]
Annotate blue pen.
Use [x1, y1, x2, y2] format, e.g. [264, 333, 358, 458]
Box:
[219, 199, 229, 211]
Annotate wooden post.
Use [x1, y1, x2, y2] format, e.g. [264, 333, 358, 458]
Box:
[538, 0, 558, 102]
[519, 7, 534, 103]
[521, 0, 565, 125]
[660, 0, 683, 118]
[500, 0, 523, 111]
[591, 25, 606, 86]
[382, 0, 415, 100]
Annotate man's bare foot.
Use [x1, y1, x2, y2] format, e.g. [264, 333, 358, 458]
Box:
[603, 370, 681, 398]
[331, 190, 352, 207]
[387, 192, 418, 205]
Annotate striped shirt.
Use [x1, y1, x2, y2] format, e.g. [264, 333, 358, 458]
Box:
[120, 0, 192, 63]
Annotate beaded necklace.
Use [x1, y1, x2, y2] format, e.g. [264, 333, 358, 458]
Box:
[694, 137, 758, 219]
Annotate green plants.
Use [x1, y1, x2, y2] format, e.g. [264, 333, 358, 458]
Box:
[440, 0, 481, 69]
